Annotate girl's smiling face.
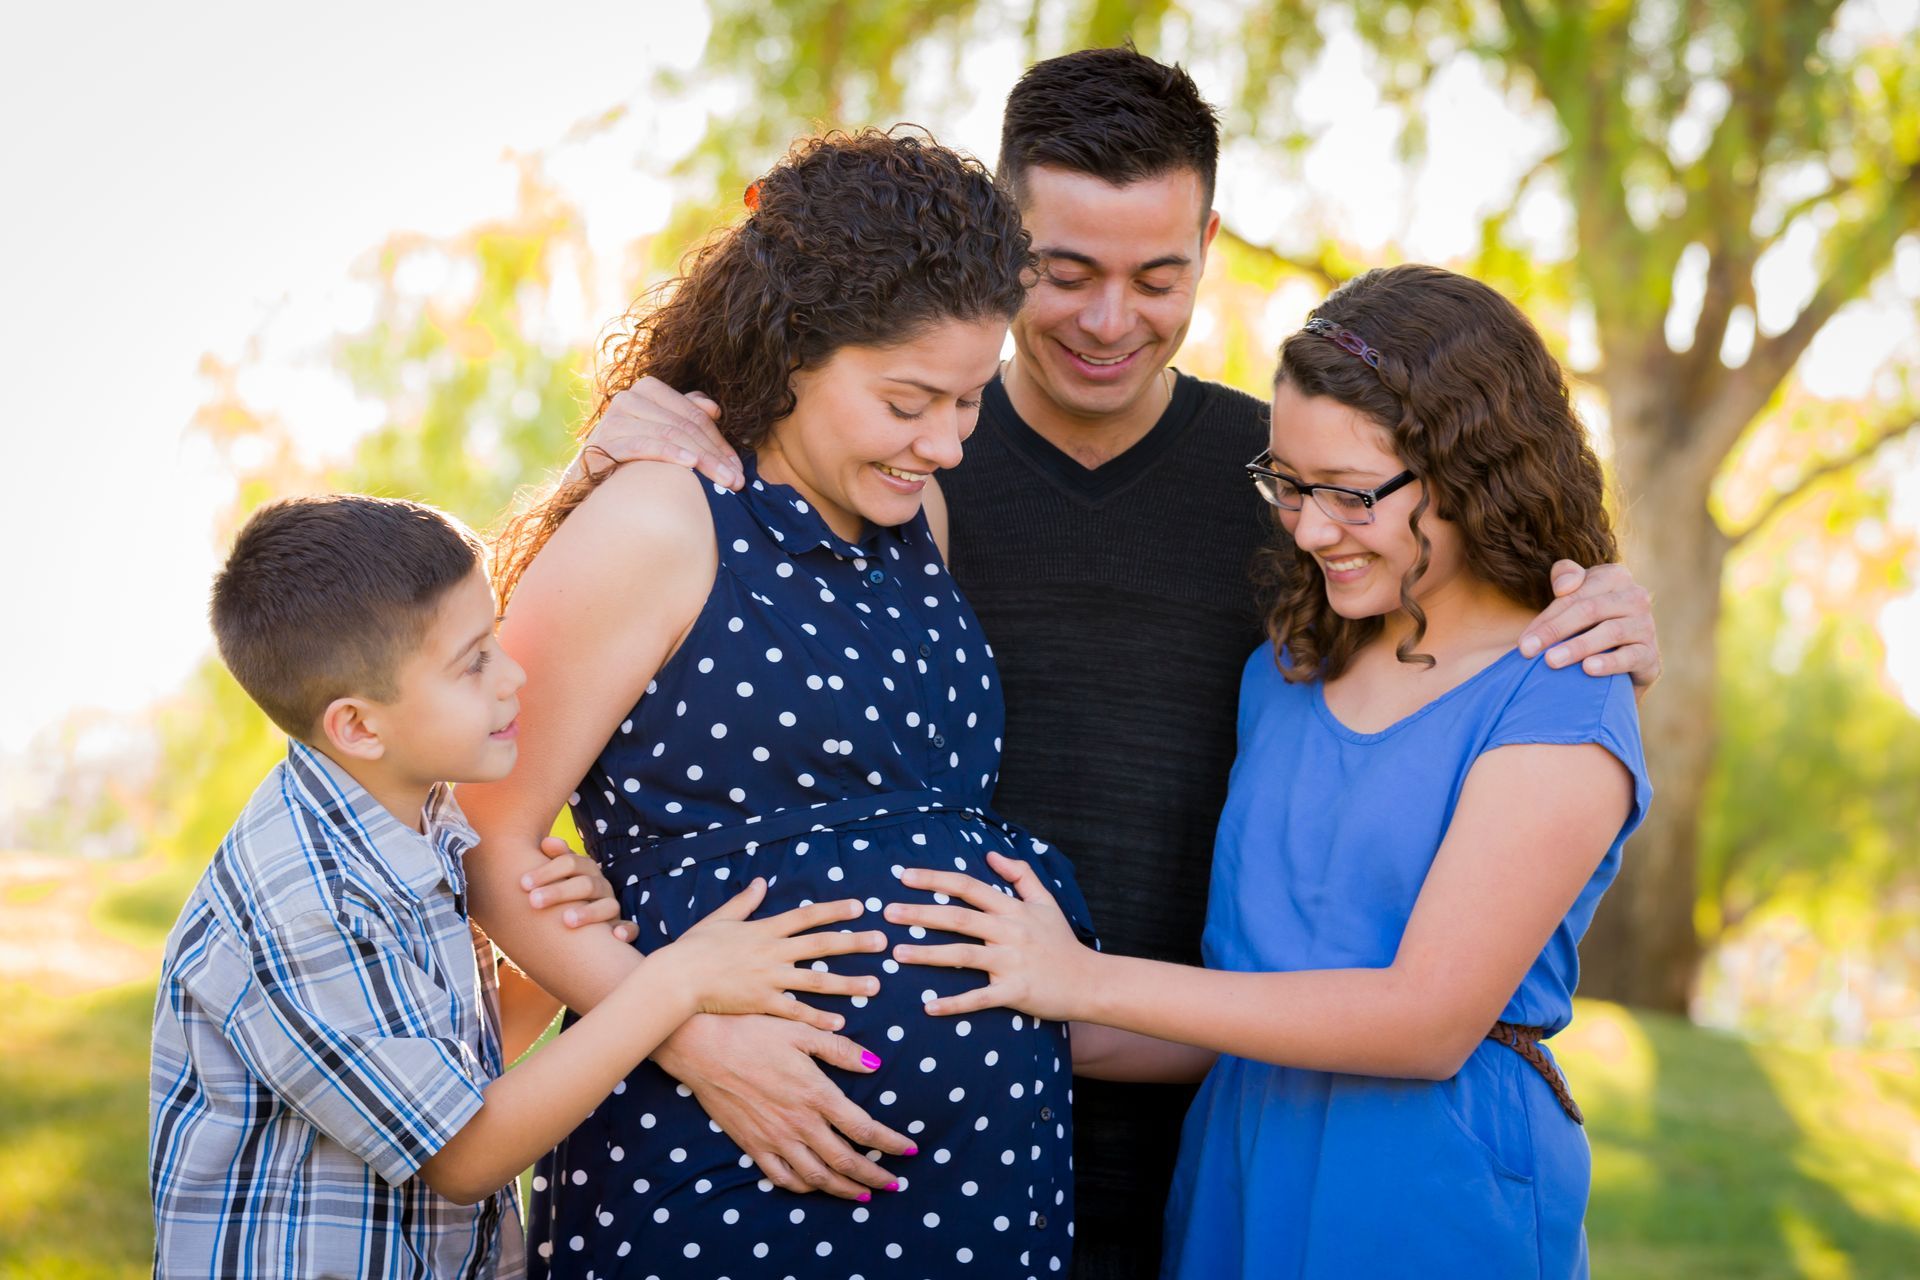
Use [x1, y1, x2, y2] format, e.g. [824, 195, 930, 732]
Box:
[1267, 379, 1469, 622]
[759, 317, 1008, 543]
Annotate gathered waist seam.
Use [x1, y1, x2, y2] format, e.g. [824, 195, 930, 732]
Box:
[604, 789, 987, 879]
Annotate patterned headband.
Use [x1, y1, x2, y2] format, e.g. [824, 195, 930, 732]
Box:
[1302, 316, 1383, 370]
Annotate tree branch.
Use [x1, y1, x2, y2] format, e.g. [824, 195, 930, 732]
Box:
[1753, 177, 1844, 257]
[1216, 225, 1345, 289]
[1699, 162, 1920, 462]
[1728, 410, 1920, 547]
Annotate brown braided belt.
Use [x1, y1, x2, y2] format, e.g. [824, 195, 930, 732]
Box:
[1486, 1022, 1584, 1124]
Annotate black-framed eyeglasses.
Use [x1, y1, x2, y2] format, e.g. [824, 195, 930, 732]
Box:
[1244, 450, 1416, 525]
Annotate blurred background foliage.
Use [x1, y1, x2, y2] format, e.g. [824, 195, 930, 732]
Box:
[128, 0, 1920, 1036]
[6, 0, 1919, 1275]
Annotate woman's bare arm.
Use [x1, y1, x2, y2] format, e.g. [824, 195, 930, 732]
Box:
[460, 461, 717, 1011]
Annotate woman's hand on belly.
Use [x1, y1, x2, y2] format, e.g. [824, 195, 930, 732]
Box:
[651, 1013, 917, 1201]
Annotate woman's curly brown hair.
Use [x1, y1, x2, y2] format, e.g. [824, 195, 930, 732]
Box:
[1258, 263, 1618, 682]
[494, 127, 1033, 606]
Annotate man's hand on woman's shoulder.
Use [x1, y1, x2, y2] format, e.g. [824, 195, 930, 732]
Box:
[1519, 560, 1660, 690]
[566, 377, 744, 491]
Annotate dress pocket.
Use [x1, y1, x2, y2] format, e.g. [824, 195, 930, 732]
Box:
[1301, 1071, 1543, 1277]
[1432, 1046, 1537, 1184]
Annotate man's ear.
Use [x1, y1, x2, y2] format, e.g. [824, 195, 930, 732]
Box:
[319, 696, 386, 763]
[1200, 207, 1222, 256]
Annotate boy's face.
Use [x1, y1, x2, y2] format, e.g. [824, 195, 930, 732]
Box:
[1007, 164, 1219, 427]
[364, 566, 526, 787]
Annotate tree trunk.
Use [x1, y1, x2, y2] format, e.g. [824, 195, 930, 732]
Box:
[1578, 376, 1731, 1013]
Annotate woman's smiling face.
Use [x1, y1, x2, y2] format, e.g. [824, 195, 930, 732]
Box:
[1267, 379, 1468, 622]
[762, 317, 1008, 541]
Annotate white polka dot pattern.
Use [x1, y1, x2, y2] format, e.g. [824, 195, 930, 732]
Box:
[529, 459, 1088, 1277]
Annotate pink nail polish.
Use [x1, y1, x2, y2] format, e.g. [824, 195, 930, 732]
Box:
[887, 1180, 902, 1192]
[902, 1146, 918, 1157]
[860, 1051, 882, 1070]
[858, 1191, 872, 1202]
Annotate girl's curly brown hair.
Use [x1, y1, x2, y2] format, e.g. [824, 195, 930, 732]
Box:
[1258, 263, 1618, 682]
[494, 127, 1033, 606]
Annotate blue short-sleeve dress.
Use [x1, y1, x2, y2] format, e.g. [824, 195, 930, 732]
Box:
[527, 458, 1094, 1279]
[1161, 645, 1650, 1280]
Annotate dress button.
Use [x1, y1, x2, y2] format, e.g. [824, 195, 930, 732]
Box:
[1034, 1214, 1049, 1230]
[932, 735, 946, 748]
[868, 569, 885, 584]
[1039, 1106, 1052, 1121]
[918, 643, 932, 657]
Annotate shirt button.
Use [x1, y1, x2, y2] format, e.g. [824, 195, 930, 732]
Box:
[868, 569, 885, 584]
[932, 735, 946, 748]
[1039, 1106, 1052, 1121]
[1034, 1214, 1049, 1229]
[918, 643, 932, 657]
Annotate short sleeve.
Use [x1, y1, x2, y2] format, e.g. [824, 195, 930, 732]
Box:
[182, 908, 489, 1186]
[1484, 663, 1652, 841]
[989, 817, 1102, 950]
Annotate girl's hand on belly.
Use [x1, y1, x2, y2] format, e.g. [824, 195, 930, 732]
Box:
[886, 851, 1097, 1023]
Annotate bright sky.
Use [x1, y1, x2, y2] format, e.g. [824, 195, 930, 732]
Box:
[3, 2, 1916, 760]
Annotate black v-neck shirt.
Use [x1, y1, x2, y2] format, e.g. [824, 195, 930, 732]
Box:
[943, 371, 1273, 1279]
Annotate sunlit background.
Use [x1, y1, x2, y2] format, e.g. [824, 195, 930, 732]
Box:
[4, 2, 1918, 1275]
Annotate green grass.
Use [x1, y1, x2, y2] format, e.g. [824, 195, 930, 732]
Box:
[3, 973, 1915, 1278]
[1564, 1001, 1920, 1279]
[0, 979, 157, 1280]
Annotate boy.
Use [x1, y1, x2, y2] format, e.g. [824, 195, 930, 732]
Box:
[150, 494, 882, 1278]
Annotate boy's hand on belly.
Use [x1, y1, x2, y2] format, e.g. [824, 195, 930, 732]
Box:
[651, 1013, 917, 1202]
[887, 851, 1096, 1024]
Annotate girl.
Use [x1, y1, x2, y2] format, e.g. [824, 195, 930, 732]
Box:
[888, 263, 1650, 1279]
[459, 129, 1094, 1278]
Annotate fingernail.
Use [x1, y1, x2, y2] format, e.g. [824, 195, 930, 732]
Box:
[1520, 635, 1540, 657]
[902, 1147, 918, 1158]
[1554, 574, 1581, 592]
[520, 875, 534, 890]
[858, 1191, 872, 1202]
[529, 891, 543, 907]
[861, 1051, 883, 1069]
[887, 1180, 903, 1191]
[1547, 647, 1568, 667]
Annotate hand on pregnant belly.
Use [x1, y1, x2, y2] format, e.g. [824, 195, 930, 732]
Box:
[653, 1013, 919, 1200]
[888, 850, 1097, 1023]
[656, 877, 888, 1030]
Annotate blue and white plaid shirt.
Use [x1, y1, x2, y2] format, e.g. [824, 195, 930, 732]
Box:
[149, 740, 525, 1279]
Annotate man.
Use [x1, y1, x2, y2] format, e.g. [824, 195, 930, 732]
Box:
[578, 47, 1659, 1278]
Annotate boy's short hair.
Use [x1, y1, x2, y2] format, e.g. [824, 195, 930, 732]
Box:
[999, 44, 1222, 213]
[210, 495, 485, 738]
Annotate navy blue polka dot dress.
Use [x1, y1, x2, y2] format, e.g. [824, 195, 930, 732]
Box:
[528, 456, 1096, 1279]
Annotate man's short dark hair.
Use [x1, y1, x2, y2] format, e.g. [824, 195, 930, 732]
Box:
[999, 45, 1221, 212]
[210, 494, 485, 738]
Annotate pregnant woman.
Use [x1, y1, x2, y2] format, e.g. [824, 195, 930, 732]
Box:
[460, 129, 1093, 1278]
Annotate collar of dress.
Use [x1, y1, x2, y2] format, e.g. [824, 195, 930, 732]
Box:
[727, 453, 914, 562]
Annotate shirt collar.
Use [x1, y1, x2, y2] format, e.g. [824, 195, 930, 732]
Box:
[283, 740, 477, 902]
[731, 453, 912, 562]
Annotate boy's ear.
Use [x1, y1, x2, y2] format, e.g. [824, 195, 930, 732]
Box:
[319, 696, 387, 763]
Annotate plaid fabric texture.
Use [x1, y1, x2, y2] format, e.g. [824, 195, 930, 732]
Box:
[149, 740, 524, 1279]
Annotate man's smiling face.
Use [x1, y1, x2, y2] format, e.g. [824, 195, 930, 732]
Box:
[1007, 163, 1219, 429]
